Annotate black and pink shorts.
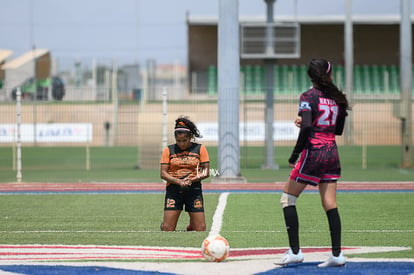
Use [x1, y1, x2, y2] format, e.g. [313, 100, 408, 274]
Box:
[290, 142, 341, 186]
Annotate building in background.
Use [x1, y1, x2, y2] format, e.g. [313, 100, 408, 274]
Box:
[187, 14, 410, 97]
[0, 49, 65, 101]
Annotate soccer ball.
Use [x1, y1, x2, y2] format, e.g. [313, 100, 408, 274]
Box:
[201, 235, 230, 262]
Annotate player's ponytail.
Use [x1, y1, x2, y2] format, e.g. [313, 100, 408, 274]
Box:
[174, 116, 202, 139]
[307, 58, 351, 110]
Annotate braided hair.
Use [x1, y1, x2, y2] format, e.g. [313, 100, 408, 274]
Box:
[307, 58, 351, 110]
[174, 116, 202, 139]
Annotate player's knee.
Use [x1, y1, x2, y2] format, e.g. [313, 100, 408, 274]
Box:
[280, 192, 297, 208]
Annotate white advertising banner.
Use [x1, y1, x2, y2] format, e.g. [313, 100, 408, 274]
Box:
[197, 121, 299, 141]
[0, 123, 93, 143]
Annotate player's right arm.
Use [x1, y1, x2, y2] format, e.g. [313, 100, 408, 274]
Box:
[335, 107, 348, 135]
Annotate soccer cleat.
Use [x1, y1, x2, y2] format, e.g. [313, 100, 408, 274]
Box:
[275, 249, 304, 265]
[318, 252, 346, 267]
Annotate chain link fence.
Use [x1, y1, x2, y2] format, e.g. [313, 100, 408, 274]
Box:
[0, 57, 413, 178]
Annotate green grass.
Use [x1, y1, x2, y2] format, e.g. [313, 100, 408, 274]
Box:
[0, 145, 412, 182]
[0, 193, 412, 259]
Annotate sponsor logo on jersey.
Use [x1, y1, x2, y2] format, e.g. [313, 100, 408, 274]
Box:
[299, 101, 311, 110]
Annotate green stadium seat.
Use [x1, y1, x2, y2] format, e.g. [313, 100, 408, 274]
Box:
[207, 65, 217, 95]
[273, 65, 281, 94]
[298, 64, 308, 93]
[353, 65, 363, 94]
[243, 65, 254, 94]
[280, 65, 290, 94]
[253, 65, 264, 94]
[379, 65, 388, 93]
[370, 65, 381, 94]
[334, 65, 345, 90]
[362, 65, 372, 94]
[206, 64, 408, 97]
[388, 65, 399, 94]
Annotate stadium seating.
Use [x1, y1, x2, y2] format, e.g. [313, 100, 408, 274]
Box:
[206, 64, 407, 96]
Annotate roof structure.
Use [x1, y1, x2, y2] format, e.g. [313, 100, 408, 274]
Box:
[2, 49, 49, 70]
[0, 49, 13, 64]
[187, 14, 414, 25]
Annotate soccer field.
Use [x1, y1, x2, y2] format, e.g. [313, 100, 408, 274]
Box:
[0, 191, 413, 259]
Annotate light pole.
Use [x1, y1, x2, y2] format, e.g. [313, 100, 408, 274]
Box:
[262, 0, 279, 170]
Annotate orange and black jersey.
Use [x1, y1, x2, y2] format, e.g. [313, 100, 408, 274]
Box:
[160, 143, 209, 184]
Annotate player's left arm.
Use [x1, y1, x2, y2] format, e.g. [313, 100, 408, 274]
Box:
[288, 111, 312, 166]
[189, 145, 210, 182]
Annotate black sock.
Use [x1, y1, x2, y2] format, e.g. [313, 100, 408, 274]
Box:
[326, 208, 341, 257]
[283, 205, 300, 254]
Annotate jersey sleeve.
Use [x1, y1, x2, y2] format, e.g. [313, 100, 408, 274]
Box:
[288, 111, 312, 164]
[335, 107, 348, 135]
[199, 144, 210, 163]
[160, 147, 170, 164]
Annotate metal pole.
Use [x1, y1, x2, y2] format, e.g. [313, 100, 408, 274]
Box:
[111, 59, 118, 146]
[92, 58, 97, 100]
[162, 87, 168, 150]
[161, 87, 168, 183]
[217, 0, 243, 180]
[86, 124, 91, 171]
[265, 0, 275, 56]
[16, 88, 22, 182]
[400, 0, 413, 167]
[262, 0, 278, 170]
[344, 0, 354, 145]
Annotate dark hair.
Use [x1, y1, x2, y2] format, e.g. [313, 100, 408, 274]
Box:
[307, 58, 350, 110]
[174, 116, 202, 139]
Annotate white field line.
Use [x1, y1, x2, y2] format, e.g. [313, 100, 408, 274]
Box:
[208, 192, 229, 237]
[1, 229, 413, 234]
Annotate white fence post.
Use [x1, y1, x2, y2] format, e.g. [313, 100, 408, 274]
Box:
[16, 87, 22, 182]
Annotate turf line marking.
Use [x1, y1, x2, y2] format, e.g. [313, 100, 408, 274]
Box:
[209, 192, 229, 237]
[1, 229, 412, 234]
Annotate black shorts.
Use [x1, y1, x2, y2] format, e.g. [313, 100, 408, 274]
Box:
[164, 181, 204, 212]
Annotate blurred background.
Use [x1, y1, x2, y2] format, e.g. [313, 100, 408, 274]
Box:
[0, 0, 412, 181]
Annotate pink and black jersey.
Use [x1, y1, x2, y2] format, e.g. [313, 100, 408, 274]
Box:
[289, 87, 347, 185]
[299, 88, 342, 138]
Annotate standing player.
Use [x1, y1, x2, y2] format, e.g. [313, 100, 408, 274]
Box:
[160, 116, 210, 231]
[278, 58, 350, 267]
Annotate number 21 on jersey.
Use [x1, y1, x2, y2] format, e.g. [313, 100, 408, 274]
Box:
[318, 104, 338, 126]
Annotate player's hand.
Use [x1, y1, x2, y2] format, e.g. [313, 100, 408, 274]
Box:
[177, 178, 191, 187]
[182, 178, 192, 186]
[288, 162, 296, 168]
[175, 178, 186, 187]
[294, 117, 302, 128]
